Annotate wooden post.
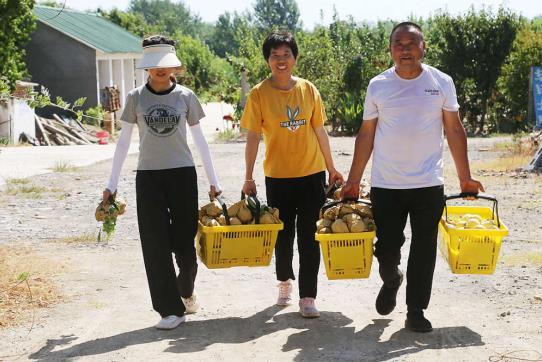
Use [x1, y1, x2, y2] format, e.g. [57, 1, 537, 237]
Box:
[34, 115, 50, 145]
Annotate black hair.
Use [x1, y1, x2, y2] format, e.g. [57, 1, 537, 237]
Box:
[262, 31, 298, 61]
[389, 22, 424, 43]
[142, 35, 175, 48]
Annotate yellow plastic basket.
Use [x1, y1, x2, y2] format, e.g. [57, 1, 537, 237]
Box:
[196, 222, 283, 268]
[438, 194, 508, 275]
[315, 231, 375, 279]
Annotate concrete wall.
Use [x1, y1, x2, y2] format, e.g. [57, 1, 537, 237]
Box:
[0, 99, 36, 145]
[25, 22, 98, 108]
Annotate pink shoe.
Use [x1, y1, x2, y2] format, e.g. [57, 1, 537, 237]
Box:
[299, 297, 320, 318]
[276, 280, 293, 306]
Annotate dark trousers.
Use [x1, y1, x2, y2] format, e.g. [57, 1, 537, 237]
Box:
[370, 186, 444, 311]
[136, 167, 199, 317]
[265, 171, 326, 298]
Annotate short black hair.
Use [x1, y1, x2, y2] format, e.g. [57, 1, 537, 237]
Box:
[389, 22, 424, 43]
[262, 31, 298, 61]
[142, 35, 175, 48]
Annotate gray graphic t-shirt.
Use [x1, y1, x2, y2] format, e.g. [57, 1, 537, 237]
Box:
[121, 84, 205, 170]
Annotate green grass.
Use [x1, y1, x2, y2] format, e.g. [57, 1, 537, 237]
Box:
[51, 160, 77, 173]
[6, 178, 30, 185]
[215, 128, 245, 143]
[52, 233, 97, 244]
[5, 184, 46, 198]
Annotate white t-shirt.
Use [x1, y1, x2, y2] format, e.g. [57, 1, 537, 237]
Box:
[121, 84, 205, 170]
[363, 64, 459, 189]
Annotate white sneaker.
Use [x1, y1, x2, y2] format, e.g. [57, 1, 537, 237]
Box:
[155, 315, 186, 330]
[276, 279, 293, 306]
[299, 297, 320, 318]
[182, 294, 199, 314]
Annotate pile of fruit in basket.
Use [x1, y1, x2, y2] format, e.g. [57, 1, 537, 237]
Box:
[445, 214, 499, 230]
[95, 197, 127, 241]
[199, 197, 281, 226]
[317, 201, 375, 234]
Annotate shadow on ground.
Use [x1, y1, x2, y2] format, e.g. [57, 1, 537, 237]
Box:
[29, 306, 483, 361]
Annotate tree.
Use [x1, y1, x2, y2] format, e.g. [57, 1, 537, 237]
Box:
[0, 0, 36, 90]
[491, 22, 542, 131]
[99, 8, 162, 37]
[207, 11, 252, 57]
[37, 1, 65, 7]
[129, 0, 204, 38]
[426, 8, 520, 133]
[253, 0, 300, 32]
[172, 33, 236, 99]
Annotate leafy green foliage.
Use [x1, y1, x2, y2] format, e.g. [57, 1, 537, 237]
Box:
[99, 8, 161, 37]
[172, 33, 237, 100]
[491, 22, 542, 132]
[0, 0, 36, 91]
[426, 8, 520, 133]
[253, 0, 300, 32]
[129, 0, 203, 38]
[207, 12, 252, 57]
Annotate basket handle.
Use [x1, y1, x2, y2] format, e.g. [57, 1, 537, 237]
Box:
[241, 192, 261, 224]
[215, 195, 231, 226]
[444, 192, 500, 228]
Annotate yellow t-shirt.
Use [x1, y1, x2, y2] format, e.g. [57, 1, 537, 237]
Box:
[241, 78, 326, 178]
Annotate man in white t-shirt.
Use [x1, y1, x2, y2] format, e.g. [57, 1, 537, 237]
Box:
[342, 22, 484, 332]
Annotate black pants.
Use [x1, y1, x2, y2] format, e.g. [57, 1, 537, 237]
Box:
[370, 186, 444, 311]
[265, 171, 326, 298]
[136, 167, 198, 317]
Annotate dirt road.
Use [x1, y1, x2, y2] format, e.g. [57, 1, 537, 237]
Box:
[0, 136, 541, 361]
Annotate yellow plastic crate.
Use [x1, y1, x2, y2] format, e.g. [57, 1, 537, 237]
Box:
[315, 231, 375, 279]
[196, 222, 283, 268]
[439, 205, 508, 274]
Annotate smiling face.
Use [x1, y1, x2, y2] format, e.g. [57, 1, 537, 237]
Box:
[267, 44, 296, 78]
[390, 27, 425, 72]
[147, 67, 175, 83]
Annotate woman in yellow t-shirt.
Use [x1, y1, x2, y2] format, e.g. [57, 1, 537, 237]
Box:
[241, 31, 343, 318]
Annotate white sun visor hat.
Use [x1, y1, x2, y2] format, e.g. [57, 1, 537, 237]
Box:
[136, 44, 182, 69]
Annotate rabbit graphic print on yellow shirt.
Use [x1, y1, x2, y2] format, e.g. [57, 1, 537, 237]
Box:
[241, 78, 326, 178]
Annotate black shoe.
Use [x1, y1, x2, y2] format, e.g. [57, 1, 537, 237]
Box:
[405, 310, 433, 333]
[375, 273, 403, 315]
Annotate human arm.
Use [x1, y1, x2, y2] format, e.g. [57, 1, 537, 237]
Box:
[442, 110, 484, 195]
[103, 121, 134, 203]
[313, 125, 343, 186]
[242, 130, 260, 196]
[189, 123, 222, 198]
[341, 118, 378, 199]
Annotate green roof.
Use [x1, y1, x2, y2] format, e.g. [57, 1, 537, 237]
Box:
[34, 6, 142, 53]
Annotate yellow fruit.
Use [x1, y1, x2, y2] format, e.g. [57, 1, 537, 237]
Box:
[260, 212, 277, 224]
[201, 215, 213, 225]
[339, 204, 355, 217]
[331, 219, 349, 233]
[316, 218, 332, 232]
[227, 200, 244, 218]
[324, 206, 340, 220]
[202, 201, 223, 217]
[349, 219, 367, 233]
[229, 217, 242, 225]
[237, 202, 253, 224]
[353, 203, 373, 218]
[318, 227, 332, 234]
[206, 218, 220, 227]
[466, 218, 481, 229]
